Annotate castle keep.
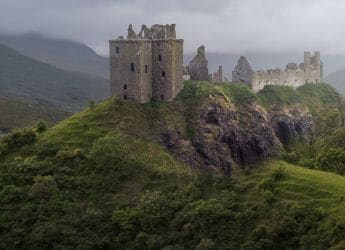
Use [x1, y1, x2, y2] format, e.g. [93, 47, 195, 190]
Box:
[109, 24, 183, 103]
[232, 51, 323, 91]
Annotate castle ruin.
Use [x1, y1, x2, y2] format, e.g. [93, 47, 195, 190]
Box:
[187, 45, 209, 81]
[186, 45, 223, 83]
[232, 51, 323, 92]
[109, 24, 184, 103]
[210, 65, 223, 83]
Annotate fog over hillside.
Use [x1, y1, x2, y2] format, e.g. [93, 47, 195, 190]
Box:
[2, 0, 345, 57]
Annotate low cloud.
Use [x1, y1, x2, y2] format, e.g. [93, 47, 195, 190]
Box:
[0, 0, 344, 56]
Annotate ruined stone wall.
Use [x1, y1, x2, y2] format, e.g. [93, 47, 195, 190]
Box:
[232, 56, 254, 84]
[188, 45, 209, 81]
[234, 52, 323, 92]
[211, 66, 223, 83]
[252, 69, 306, 92]
[110, 39, 152, 103]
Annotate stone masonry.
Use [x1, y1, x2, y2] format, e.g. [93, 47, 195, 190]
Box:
[188, 45, 209, 81]
[210, 65, 223, 83]
[232, 52, 323, 92]
[232, 56, 254, 84]
[109, 24, 184, 103]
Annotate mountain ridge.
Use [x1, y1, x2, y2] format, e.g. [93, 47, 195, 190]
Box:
[0, 42, 109, 111]
[0, 33, 108, 78]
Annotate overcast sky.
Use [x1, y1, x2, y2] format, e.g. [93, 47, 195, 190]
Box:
[0, 0, 344, 56]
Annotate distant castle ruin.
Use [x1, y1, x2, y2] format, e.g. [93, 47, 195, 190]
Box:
[109, 24, 183, 103]
[232, 51, 323, 91]
[185, 45, 223, 83]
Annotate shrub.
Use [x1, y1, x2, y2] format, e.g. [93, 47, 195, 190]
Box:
[36, 121, 47, 133]
[0, 129, 36, 156]
[89, 100, 96, 109]
[317, 148, 345, 175]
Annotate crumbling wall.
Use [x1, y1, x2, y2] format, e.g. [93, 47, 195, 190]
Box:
[232, 56, 254, 84]
[233, 52, 323, 92]
[211, 65, 223, 83]
[188, 45, 209, 81]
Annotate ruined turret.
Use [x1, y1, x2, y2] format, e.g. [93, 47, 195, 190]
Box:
[127, 24, 137, 40]
[232, 56, 254, 84]
[188, 45, 209, 81]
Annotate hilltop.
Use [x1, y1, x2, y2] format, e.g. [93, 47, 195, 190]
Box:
[0, 43, 109, 112]
[0, 82, 344, 249]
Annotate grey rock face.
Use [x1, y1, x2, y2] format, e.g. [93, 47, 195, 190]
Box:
[188, 45, 209, 81]
[159, 96, 283, 175]
[268, 106, 313, 145]
[232, 56, 254, 84]
[158, 96, 314, 175]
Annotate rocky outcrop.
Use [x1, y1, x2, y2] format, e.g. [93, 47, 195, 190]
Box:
[268, 106, 313, 145]
[188, 46, 209, 81]
[232, 56, 254, 84]
[158, 94, 314, 175]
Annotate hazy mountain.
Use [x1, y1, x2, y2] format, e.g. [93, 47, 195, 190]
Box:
[0, 43, 109, 111]
[0, 33, 108, 78]
[325, 70, 345, 95]
[0, 95, 69, 135]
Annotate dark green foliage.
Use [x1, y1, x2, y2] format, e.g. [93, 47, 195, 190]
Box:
[0, 129, 36, 157]
[36, 121, 47, 134]
[317, 148, 345, 174]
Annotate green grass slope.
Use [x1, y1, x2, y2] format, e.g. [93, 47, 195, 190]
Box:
[0, 43, 109, 111]
[0, 82, 344, 249]
[0, 95, 69, 134]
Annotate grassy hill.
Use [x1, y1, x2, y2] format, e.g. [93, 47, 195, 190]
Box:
[0, 82, 344, 249]
[0, 33, 108, 78]
[325, 69, 345, 96]
[0, 43, 109, 111]
[0, 95, 69, 134]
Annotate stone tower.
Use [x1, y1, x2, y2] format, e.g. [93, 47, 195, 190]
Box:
[304, 51, 322, 83]
[109, 24, 184, 103]
[188, 45, 209, 81]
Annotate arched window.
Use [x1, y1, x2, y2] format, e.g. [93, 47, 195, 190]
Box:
[116, 47, 120, 54]
[161, 94, 164, 100]
[124, 95, 127, 100]
[158, 55, 162, 61]
[162, 71, 166, 77]
[124, 85, 127, 90]
[130, 63, 135, 72]
[145, 65, 148, 73]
